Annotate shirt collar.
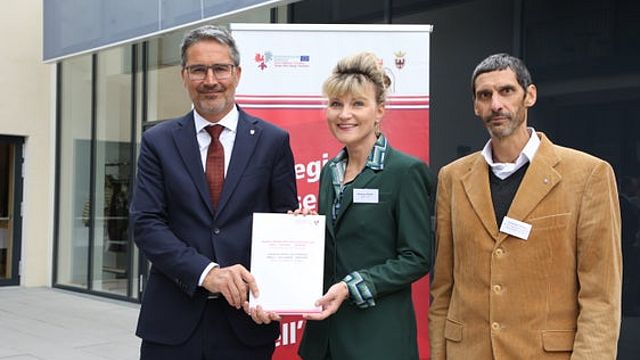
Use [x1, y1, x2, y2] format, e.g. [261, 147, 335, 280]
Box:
[193, 105, 239, 134]
[482, 127, 540, 179]
[331, 134, 388, 171]
[330, 134, 388, 193]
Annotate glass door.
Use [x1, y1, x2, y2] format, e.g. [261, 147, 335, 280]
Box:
[0, 136, 23, 286]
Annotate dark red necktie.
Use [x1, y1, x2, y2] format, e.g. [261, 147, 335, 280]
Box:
[205, 125, 224, 209]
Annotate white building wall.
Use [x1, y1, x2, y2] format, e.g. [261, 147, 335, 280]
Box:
[0, 0, 55, 286]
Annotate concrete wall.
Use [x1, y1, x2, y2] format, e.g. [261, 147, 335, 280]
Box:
[0, 0, 55, 286]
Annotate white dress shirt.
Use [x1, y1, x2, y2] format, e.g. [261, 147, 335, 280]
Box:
[481, 127, 541, 180]
[193, 106, 239, 287]
[194, 106, 239, 175]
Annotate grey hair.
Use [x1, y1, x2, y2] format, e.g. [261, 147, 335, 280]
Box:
[180, 24, 240, 68]
[471, 53, 532, 98]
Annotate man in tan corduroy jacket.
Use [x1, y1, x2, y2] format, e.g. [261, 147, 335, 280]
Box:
[429, 53, 622, 360]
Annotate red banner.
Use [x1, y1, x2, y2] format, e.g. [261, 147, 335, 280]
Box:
[241, 94, 430, 359]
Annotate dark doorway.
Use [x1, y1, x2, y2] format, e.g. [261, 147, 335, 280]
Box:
[0, 135, 24, 286]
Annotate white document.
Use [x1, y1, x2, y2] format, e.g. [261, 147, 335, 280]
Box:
[250, 213, 325, 314]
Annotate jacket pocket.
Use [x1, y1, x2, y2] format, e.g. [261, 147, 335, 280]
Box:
[528, 213, 570, 231]
[542, 330, 576, 351]
[444, 318, 463, 342]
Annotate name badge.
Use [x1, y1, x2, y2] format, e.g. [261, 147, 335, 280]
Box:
[499, 216, 532, 240]
[353, 188, 379, 204]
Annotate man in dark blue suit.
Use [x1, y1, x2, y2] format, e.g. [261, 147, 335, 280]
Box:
[131, 24, 298, 359]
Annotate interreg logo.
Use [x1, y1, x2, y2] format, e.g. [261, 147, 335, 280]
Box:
[394, 51, 406, 70]
[255, 51, 273, 70]
[254, 51, 311, 71]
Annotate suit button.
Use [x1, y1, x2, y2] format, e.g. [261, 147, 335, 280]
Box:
[213, 228, 221, 235]
[493, 284, 502, 293]
[491, 322, 500, 330]
[495, 248, 504, 256]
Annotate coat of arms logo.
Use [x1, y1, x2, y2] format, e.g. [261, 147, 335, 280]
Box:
[394, 51, 406, 69]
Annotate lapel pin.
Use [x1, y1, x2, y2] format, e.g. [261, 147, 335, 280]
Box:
[250, 129, 255, 135]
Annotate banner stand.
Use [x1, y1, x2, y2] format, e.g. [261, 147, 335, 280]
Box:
[232, 23, 433, 360]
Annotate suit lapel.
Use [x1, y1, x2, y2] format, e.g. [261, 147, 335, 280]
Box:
[320, 172, 337, 239]
[325, 143, 392, 232]
[334, 164, 378, 227]
[216, 109, 260, 215]
[172, 113, 214, 216]
[462, 154, 500, 240]
[500, 133, 561, 242]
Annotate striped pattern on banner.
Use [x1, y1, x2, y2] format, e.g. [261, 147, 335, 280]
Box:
[236, 94, 430, 109]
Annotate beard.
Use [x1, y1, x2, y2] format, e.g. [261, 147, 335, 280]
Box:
[195, 84, 233, 117]
[485, 110, 525, 139]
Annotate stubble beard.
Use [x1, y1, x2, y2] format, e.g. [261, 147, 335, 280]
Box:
[197, 98, 228, 117]
[486, 111, 524, 139]
[196, 85, 233, 119]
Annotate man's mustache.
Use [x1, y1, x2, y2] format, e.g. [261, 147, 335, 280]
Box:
[488, 111, 511, 121]
[198, 84, 225, 92]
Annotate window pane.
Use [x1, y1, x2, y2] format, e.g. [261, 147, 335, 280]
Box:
[146, 34, 191, 122]
[92, 47, 133, 296]
[56, 55, 92, 289]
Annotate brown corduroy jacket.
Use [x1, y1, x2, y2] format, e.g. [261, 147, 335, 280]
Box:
[429, 132, 622, 360]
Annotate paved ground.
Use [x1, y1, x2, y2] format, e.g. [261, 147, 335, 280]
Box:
[0, 287, 140, 360]
[0, 286, 638, 359]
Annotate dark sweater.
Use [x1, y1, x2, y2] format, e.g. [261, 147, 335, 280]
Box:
[489, 163, 529, 226]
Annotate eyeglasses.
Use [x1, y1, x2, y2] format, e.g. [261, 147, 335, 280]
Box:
[185, 64, 235, 81]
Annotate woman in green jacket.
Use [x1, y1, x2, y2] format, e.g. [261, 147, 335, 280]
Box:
[297, 52, 434, 360]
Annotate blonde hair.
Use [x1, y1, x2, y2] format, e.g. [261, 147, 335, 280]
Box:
[323, 52, 391, 105]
